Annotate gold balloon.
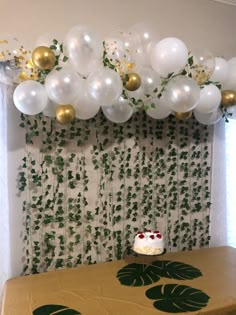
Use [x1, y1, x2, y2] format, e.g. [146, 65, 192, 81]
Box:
[124, 72, 141, 91]
[56, 105, 76, 124]
[32, 46, 56, 70]
[221, 90, 236, 108]
[175, 111, 192, 121]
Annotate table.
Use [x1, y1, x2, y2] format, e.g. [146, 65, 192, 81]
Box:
[1, 246, 236, 314]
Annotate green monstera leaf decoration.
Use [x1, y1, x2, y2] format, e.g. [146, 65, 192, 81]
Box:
[33, 304, 81, 315]
[152, 260, 202, 280]
[116, 263, 161, 286]
[117, 260, 202, 286]
[146, 284, 210, 313]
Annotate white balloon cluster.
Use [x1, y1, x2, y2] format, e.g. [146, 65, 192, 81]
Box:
[2, 23, 236, 124]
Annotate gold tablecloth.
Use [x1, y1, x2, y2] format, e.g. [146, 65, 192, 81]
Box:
[2, 246, 236, 315]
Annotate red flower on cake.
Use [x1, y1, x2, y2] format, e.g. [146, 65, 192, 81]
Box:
[146, 230, 152, 233]
[138, 234, 144, 239]
[149, 234, 155, 239]
[156, 234, 162, 239]
[154, 230, 160, 234]
[137, 231, 143, 234]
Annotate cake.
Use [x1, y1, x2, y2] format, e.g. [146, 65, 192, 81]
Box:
[133, 230, 164, 255]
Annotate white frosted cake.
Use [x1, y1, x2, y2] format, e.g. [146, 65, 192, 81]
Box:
[133, 230, 164, 255]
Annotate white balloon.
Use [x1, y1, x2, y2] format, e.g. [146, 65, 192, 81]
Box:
[73, 81, 100, 120]
[146, 97, 171, 119]
[111, 29, 140, 54]
[129, 23, 155, 47]
[164, 75, 200, 112]
[127, 86, 144, 100]
[190, 49, 215, 85]
[102, 96, 133, 123]
[103, 38, 126, 64]
[210, 57, 228, 84]
[129, 23, 159, 67]
[13, 81, 48, 115]
[194, 84, 222, 114]
[64, 25, 103, 76]
[43, 99, 58, 117]
[222, 63, 236, 90]
[194, 108, 222, 125]
[45, 65, 83, 104]
[150, 37, 188, 77]
[138, 66, 161, 94]
[86, 68, 123, 107]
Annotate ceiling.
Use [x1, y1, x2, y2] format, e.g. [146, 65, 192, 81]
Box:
[212, 0, 236, 5]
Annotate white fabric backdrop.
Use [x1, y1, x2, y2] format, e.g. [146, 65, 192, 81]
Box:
[210, 118, 236, 248]
[0, 84, 11, 301]
[225, 119, 236, 247]
[0, 84, 24, 304]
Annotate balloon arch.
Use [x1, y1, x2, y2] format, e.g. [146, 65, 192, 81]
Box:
[0, 24, 236, 125]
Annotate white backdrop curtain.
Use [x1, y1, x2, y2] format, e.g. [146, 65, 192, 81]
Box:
[0, 84, 11, 301]
[0, 83, 24, 304]
[225, 119, 236, 247]
[210, 119, 236, 248]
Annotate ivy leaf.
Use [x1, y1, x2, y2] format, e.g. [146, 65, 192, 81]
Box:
[33, 304, 81, 315]
[63, 56, 69, 63]
[50, 45, 57, 51]
[116, 263, 161, 286]
[188, 55, 194, 66]
[146, 284, 210, 313]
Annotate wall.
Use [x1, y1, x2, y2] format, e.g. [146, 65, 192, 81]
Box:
[1, 0, 236, 277]
[1, 0, 236, 58]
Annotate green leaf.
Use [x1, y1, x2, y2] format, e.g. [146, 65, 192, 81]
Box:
[33, 304, 81, 315]
[146, 284, 210, 313]
[116, 263, 161, 286]
[63, 56, 69, 62]
[50, 45, 57, 50]
[188, 55, 194, 66]
[152, 260, 202, 280]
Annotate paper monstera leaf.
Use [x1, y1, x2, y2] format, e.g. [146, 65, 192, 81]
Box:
[152, 260, 202, 280]
[33, 304, 81, 315]
[116, 260, 202, 286]
[116, 262, 161, 286]
[146, 284, 210, 313]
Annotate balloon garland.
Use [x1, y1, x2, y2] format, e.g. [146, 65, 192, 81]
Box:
[1, 24, 236, 125]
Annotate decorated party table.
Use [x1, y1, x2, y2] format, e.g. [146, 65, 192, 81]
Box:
[2, 246, 236, 315]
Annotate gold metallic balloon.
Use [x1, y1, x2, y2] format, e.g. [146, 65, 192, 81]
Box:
[221, 90, 236, 108]
[32, 46, 56, 70]
[175, 111, 192, 121]
[56, 105, 76, 124]
[124, 72, 141, 91]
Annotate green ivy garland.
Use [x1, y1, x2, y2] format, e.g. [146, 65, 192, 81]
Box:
[18, 111, 213, 274]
